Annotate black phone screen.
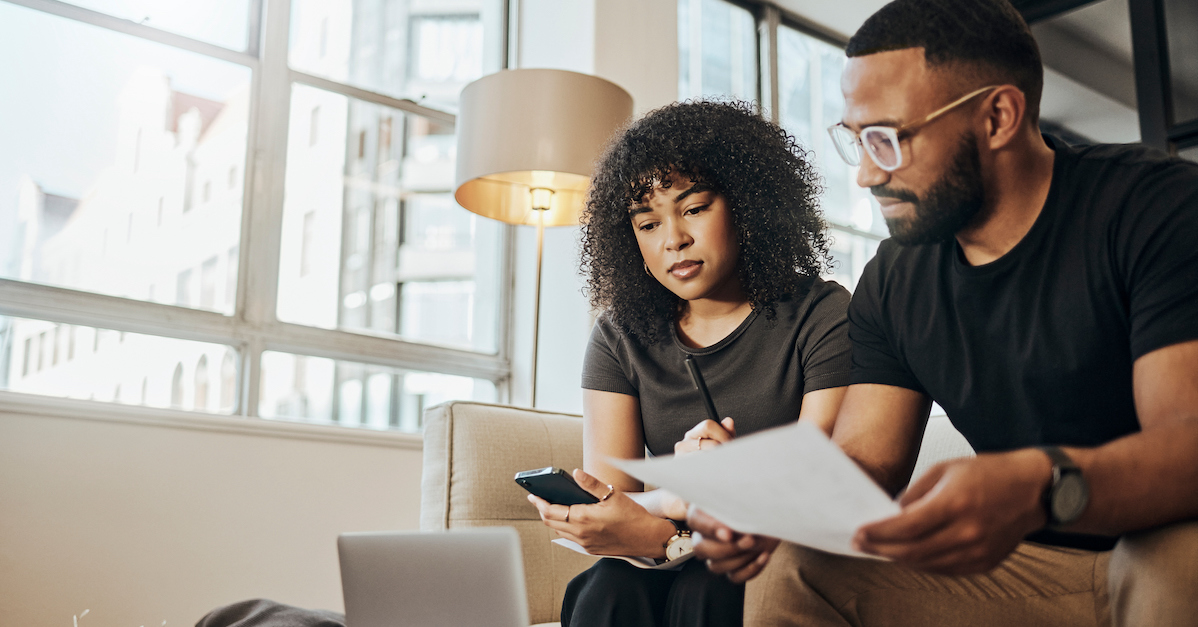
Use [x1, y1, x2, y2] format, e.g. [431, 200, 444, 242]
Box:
[514, 467, 600, 506]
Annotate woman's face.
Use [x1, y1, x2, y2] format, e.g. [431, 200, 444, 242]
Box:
[630, 172, 742, 303]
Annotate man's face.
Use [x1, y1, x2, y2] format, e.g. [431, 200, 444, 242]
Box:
[841, 49, 987, 245]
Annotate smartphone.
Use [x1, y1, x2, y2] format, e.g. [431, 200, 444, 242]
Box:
[514, 467, 600, 506]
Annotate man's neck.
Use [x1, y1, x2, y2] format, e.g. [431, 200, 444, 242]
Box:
[955, 131, 1057, 266]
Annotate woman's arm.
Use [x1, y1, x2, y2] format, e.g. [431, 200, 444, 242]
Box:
[582, 388, 647, 491]
[525, 388, 676, 558]
[583, 388, 689, 519]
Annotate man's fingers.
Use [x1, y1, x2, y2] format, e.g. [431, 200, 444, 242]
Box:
[857, 483, 954, 546]
[703, 549, 761, 576]
[686, 506, 737, 542]
[859, 519, 977, 564]
[899, 463, 948, 506]
[725, 548, 771, 583]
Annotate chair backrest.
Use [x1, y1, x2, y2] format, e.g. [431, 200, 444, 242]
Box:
[421, 401, 598, 625]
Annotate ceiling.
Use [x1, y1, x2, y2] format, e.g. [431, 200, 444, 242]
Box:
[775, 0, 1143, 143]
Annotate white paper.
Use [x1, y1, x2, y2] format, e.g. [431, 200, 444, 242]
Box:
[611, 421, 900, 558]
[551, 538, 693, 570]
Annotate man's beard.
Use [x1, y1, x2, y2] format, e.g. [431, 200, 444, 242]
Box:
[875, 134, 986, 246]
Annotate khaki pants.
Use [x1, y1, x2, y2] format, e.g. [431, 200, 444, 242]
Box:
[744, 522, 1198, 627]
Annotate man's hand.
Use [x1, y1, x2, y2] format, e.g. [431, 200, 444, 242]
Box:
[528, 468, 675, 558]
[675, 417, 736, 455]
[688, 506, 780, 583]
[854, 449, 1052, 575]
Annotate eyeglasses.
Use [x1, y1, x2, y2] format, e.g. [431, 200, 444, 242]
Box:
[827, 85, 997, 172]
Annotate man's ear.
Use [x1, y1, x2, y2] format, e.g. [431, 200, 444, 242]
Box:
[983, 85, 1027, 151]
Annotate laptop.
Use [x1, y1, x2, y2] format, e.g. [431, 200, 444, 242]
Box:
[338, 527, 530, 627]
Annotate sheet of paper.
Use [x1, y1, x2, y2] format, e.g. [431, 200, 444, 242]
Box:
[551, 538, 692, 570]
[612, 421, 900, 558]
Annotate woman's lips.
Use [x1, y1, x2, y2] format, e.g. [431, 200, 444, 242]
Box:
[669, 260, 702, 279]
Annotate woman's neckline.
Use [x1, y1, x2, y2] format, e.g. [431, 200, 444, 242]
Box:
[671, 304, 759, 355]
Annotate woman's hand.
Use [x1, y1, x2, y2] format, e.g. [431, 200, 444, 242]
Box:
[674, 417, 736, 455]
[528, 468, 677, 558]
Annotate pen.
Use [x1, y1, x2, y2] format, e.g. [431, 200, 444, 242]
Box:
[684, 355, 720, 423]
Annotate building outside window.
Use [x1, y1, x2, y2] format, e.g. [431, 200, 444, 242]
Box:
[679, 0, 887, 291]
[0, 0, 507, 432]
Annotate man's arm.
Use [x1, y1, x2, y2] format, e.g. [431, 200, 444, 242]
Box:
[831, 383, 932, 495]
[1066, 338, 1198, 533]
[855, 339, 1198, 574]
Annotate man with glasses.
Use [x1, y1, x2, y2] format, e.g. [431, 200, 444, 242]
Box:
[690, 0, 1198, 625]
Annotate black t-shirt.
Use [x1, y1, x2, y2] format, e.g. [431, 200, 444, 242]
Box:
[849, 138, 1198, 550]
[583, 276, 852, 456]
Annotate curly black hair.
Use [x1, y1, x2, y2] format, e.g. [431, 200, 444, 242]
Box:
[580, 100, 830, 345]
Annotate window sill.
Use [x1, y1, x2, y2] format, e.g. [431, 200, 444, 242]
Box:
[0, 390, 424, 450]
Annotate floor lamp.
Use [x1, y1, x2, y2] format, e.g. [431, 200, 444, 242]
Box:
[454, 69, 633, 407]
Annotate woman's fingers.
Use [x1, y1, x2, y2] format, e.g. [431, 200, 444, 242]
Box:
[676, 418, 738, 455]
[684, 419, 735, 443]
[571, 468, 617, 501]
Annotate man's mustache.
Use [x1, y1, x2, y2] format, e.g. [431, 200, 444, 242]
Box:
[870, 185, 919, 204]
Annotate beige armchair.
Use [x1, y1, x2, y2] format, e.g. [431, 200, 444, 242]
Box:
[420, 401, 974, 626]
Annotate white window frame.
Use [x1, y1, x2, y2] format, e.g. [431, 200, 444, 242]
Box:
[0, 0, 515, 423]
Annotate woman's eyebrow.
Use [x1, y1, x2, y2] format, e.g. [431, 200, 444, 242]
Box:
[674, 182, 713, 203]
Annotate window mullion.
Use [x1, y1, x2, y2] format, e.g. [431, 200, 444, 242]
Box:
[759, 4, 781, 123]
[1, 0, 260, 68]
[290, 70, 457, 124]
[264, 322, 508, 382]
[238, 0, 293, 416]
[0, 278, 239, 345]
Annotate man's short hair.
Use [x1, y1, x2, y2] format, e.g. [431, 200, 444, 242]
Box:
[846, 0, 1043, 122]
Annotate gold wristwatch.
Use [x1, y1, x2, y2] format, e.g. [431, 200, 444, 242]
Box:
[664, 519, 693, 562]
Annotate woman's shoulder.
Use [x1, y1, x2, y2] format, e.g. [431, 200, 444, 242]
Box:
[777, 275, 851, 318]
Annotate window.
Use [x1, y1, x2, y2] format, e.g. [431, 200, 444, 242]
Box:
[0, 0, 509, 431]
[679, 2, 887, 291]
[678, 0, 758, 102]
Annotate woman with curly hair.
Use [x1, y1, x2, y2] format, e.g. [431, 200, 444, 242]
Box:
[525, 100, 853, 627]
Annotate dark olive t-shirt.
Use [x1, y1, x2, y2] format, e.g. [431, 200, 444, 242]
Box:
[582, 276, 852, 456]
[849, 138, 1198, 550]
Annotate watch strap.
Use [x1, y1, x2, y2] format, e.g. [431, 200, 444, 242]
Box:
[1037, 445, 1079, 474]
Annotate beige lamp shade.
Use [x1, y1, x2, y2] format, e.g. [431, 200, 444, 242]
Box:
[454, 69, 634, 227]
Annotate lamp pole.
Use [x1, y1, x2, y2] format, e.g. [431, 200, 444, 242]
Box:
[529, 188, 553, 407]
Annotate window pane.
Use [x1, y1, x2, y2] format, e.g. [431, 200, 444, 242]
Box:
[277, 85, 502, 352]
[1164, 0, 1198, 124]
[825, 228, 880, 292]
[56, 0, 252, 51]
[259, 351, 497, 432]
[777, 25, 888, 244]
[289, 0, 505, 109]
[0, 3, 250, 315]
[678, 0, 758, 101]
[0, 316, 239, 413]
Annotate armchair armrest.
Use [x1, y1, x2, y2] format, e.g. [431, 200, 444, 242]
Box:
[420, 401, 598, 625]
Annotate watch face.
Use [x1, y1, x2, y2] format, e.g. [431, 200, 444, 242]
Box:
[1052, 473, 1090, 524]
[666, 534, 693, 560]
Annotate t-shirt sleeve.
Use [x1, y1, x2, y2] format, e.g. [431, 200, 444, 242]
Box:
[848, 250, 927, 394]
[1119, 161, 1198, 360]
[580, 317, 639, 396]
[797, 280, 854, 394]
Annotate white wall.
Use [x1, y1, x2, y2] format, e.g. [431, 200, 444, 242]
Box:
[0, 396, 422, 627]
